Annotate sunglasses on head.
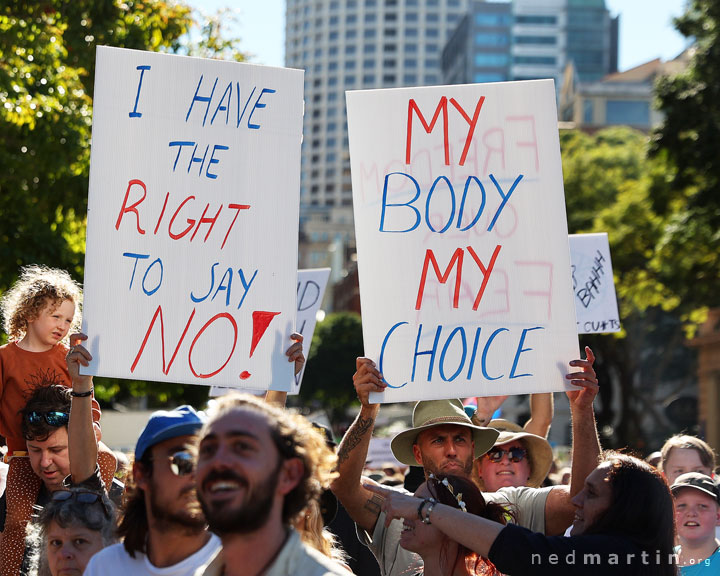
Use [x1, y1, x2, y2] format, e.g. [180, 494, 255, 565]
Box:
[486, 446, 528, 463]
[152, 450, 195, 477]
[52, 489, 111, 518]
[26, 411, 69, 427]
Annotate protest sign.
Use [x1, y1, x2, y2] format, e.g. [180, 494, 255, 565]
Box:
[82, 46, 303, 391]
[347, 80, 579, 403]
[209, 267, 331, 396]
[569, 233, 621, 334]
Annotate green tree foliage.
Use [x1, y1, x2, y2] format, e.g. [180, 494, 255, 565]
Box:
[561, 127, 696, 448]
[651, 0, 720, 309]
[296, 312, 364, 426]
[0, 1, 245, 407]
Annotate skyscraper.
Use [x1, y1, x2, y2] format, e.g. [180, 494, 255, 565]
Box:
[285, 0, 469, 269]
[442, 0, 618, 90]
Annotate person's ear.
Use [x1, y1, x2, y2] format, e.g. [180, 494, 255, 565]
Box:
[412, 444, 423, 467]
[278, 457, 304, 495]
[134, 460, 150, 491]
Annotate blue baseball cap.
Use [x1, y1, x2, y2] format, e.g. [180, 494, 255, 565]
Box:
[135, 405, 205, 460]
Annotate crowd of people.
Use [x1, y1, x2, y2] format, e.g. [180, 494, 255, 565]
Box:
[0, 265, 717, 575]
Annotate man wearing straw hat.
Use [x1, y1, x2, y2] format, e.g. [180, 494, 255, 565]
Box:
[331, 348, 600, 576]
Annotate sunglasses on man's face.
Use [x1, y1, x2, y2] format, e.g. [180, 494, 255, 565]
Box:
[26, 411, 69, 427]
[152, 450, 195, 477]
[52, 489, 111, 518]
[486, 446, 528, 463]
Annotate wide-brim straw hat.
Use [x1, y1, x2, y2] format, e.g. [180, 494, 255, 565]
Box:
[482, 419, 554, 488]
[391, 399, 499, 466]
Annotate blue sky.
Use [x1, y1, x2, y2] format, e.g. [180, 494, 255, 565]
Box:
[192, 0, 689, 71]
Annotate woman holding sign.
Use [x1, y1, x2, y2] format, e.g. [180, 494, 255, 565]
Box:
[366, 452, 678, 575]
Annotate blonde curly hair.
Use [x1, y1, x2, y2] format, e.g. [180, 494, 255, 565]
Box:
[201, 393, 338, 525]
[0, 265, 82, 341]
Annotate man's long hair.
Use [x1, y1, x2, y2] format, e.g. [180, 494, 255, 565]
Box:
[117, 452, 153, 557]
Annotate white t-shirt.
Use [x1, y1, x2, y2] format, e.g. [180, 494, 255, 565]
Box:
[84, 534, 221, 576]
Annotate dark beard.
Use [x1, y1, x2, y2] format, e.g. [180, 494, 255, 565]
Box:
[149, 483, 207, 533]
[199, 459, 282, 535]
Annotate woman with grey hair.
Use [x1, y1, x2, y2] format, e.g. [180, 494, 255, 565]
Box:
[24, 486, 116, 576]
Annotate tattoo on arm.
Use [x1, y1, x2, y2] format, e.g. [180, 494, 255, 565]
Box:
[337, 415, 375, 465]
[364, 494, 383, 516]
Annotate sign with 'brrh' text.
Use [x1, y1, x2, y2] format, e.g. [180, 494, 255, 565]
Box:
[82, 47, 303, 390]
[348, 80, 579, 403]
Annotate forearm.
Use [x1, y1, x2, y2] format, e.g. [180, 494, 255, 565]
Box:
[69, 380, 98, 484]
[264, 390, 287, 408]
[524, 393, 553, 438]
[428, 502, 504, 557]
[331, 403, 380, 532]
[569, 404, 600, 497]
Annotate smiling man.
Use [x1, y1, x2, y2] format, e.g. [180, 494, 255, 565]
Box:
[193, 393, 347, 576]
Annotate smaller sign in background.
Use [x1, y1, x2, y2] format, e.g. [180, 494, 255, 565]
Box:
[569, 233, 621, 334]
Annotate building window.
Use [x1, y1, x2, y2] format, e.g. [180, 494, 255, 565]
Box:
[605, 100, 650, 125]
[345, 45, 357, 55]
[364, 28, 376, 38]
[406, 12, 418, 22]
[384, 43, 397, 52]
[363, 73, 376, 84]
[513, 55, 556, 65]
[474, 13, 511, 27]
[383, 73, 396, 83]
[383, 58, 396, 67]
[406, 27, 418, 37]
[474, 53, 509, 66]
[403, 73, 417, 84]
[473, 73, 506, 83]
[583, 100, 594, 124]
[515, 14, 557, 25]
[364, 43, 377, 53]
[515, 35, 557, 45]
[475, 32, 510, 47]
[404, 57, 417, 67]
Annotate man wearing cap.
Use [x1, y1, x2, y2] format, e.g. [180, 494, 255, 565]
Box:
[474, 419, 554, 492]
[84, 405, 220, 576]
[671, 472, 720, 573]
[331, 349, 600, 576]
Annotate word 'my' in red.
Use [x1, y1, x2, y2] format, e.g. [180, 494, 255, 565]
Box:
[406, 96, 485, 166]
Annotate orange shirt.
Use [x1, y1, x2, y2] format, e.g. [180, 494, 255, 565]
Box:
[0, 342, 101, 453]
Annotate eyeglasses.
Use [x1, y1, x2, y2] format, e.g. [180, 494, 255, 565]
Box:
[52, 489, 111, 518]
[151, 450, 195, 477]
[26, 411, 69, 427]
[486, 446, 528, 463]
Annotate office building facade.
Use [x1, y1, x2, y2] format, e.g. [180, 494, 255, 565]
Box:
[442, 0, 618, 91]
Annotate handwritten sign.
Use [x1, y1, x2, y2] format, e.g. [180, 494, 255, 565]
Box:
[209, 267, 331, 396]
[82, 47, 303, 391]
[347, 80, 579, 403]
[569, 233, 621, 334]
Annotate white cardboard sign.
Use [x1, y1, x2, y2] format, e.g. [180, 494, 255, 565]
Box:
[347, 80, 579, 403]
[209, 267, 331, 396]
[82, 46, 303, 391]
[569, 233, 621, 334]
